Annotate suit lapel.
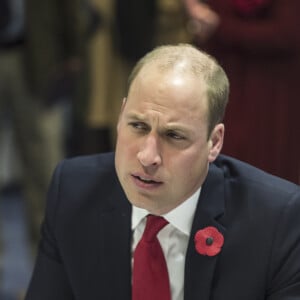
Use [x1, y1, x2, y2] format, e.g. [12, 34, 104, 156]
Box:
[184, 164, 226, 300]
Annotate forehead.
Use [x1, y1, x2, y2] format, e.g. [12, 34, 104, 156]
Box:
[127, 63, 208, 116]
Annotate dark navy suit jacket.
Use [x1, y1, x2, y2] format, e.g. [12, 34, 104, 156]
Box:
[25, 153, 300, 300]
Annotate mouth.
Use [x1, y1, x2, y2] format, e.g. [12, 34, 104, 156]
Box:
[131, 174, 163, 187]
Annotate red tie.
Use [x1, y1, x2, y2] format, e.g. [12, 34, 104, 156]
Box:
[132, 215, 171, 300]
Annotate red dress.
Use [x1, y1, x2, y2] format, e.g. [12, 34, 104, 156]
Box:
[199, 0, 300, 183]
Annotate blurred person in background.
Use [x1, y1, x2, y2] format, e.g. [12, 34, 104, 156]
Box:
[0, 0, 93, 252]
[183, 0, 300, 184]
[71, 0, 115, 155]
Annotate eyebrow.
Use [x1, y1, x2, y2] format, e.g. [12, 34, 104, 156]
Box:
[126, 112, 146, 121]
[125, 112, 192, 134]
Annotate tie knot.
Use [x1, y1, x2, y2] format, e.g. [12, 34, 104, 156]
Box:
[142, 215, 169, 242]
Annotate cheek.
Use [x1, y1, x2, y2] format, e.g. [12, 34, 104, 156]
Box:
[177, 150, 209, 183]
[168, 154, 197, 180]
[115, 132, 130, 167]
[117, 129, 130, 150]
[117, 126, 136, 145]
[116, 131, 139, 160]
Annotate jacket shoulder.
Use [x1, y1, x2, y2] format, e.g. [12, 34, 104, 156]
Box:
[213, 154, 300, 195]
[47, 152, 123, 215]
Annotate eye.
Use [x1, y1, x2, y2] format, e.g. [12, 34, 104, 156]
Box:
[166, 131, 185, 140]
[129, 122, 149, 131]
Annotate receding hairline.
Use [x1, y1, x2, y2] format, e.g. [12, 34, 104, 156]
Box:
[128, 44, 221, 91]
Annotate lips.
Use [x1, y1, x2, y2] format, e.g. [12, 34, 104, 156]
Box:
[131, 174, 163, 187]
[133, 175, 160, 184]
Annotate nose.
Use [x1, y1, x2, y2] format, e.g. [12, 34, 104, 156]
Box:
[137, 134, 162, 167]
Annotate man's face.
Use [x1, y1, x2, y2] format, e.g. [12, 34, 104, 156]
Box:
[115, 65, 224, 215]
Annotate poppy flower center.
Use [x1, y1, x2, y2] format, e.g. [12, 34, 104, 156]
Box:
[206, 237, 214, 246]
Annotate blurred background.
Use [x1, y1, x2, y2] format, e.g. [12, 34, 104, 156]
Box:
[1, 0, 299, 299]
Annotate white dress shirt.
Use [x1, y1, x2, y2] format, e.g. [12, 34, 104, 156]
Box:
[131, 188, 201, 300]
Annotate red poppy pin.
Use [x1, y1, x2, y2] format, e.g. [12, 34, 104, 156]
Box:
[194, 226, 224, 257]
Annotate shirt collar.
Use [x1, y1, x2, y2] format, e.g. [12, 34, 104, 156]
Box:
[131, 188, 201, 237]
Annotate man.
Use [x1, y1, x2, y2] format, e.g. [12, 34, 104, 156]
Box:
[25, 44, 300, 299]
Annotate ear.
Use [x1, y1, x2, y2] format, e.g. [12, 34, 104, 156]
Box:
[208, 123, 224, 163]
